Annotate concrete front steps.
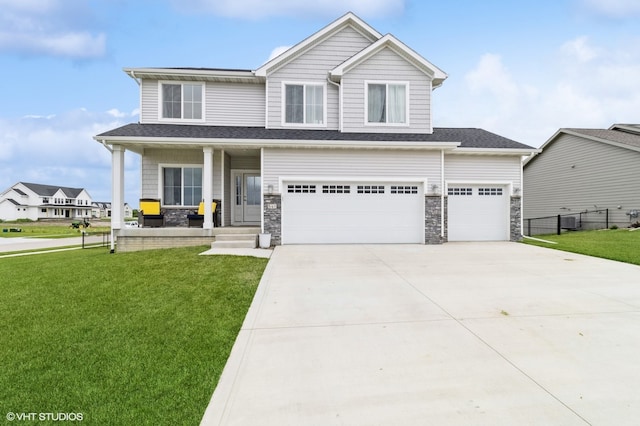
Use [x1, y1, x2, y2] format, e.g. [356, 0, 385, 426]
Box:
[211, 229, 259, 249]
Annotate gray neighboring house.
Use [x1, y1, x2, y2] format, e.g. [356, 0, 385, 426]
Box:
[523, 123, 640, 228]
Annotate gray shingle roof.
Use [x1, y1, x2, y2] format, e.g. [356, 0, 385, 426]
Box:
[97, 124, 534, 150]
[567, 128, 640, 150]
[20, 182, 85, 198]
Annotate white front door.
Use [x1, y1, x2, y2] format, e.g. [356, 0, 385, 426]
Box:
[232, 170, 261, 225]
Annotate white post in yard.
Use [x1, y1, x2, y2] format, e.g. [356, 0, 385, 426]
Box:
[111, 144, 125, 251]
[203, 147, 214, 229]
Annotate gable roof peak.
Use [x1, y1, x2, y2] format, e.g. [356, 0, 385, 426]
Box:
[255, 12, 382, 77]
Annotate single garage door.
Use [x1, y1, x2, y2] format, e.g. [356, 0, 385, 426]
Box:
[447, 185, 509, 241]
[282, 182, 424, 244]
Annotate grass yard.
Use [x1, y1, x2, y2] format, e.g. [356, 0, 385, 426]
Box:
[0, 220, 110, 239]
[0, 246, 268, 425]
[523, 228, 640, 265]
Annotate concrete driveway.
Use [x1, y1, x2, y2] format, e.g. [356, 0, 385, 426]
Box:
[201, 243, 640, 426]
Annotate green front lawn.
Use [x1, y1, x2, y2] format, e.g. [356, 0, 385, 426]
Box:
[0, 246, 268, 425]
[523, 228, 640, 265]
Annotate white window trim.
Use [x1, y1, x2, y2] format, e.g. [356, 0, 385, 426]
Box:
[364, 80, 410, 127]
[157, 81, 206, 123]
[281, 81, 327, 127]
[158, 163, 204, 207]
[279, 176, 427, 195]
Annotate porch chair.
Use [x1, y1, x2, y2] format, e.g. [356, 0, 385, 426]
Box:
[139, 198, 165, 227]
[187, 200, 219, 227]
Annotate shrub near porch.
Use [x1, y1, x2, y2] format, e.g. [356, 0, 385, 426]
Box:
[0, 246, 267, 425]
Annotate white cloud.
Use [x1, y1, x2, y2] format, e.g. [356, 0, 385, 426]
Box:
[0, 109, 140, 204]
[265, 45, 292, 63]
[560, 36, 598, 63]
[437, 36, 640, 148]
[0, 0, 106, 58]
[580, 0, 640, 17]
[173, 0, 404, 19]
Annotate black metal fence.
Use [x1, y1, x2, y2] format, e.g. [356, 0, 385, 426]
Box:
[81, 231, 111, 248]
[524, 209, 609, 236]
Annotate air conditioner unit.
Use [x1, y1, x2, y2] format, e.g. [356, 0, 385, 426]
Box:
[560, 216, 577, 230]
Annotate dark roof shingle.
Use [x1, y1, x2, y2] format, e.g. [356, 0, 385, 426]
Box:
[97, 123, 534, 150]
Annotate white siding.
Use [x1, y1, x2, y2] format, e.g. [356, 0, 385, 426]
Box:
[342, 47, 432, 134]
[263, 148, 441, 193]
[140, 79, 158, 123]
[445, 155, 521, 186]
[208, 83, 264, 127]
[267, 25, 374, 130]
[140, 80, 265, 126]
[524, 134, 640, 225]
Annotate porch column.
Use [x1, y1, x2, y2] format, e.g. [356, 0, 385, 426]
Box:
[203, 147, 214, 229]
[111, 144, 125, 230]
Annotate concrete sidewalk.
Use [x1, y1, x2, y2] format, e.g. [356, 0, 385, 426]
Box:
[201, 243, 640, 426]
[0, 235, 109, 254]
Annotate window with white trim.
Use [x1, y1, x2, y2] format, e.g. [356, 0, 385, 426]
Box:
[161, 83, 204, 120]
[478, 188, 503, 196]
[162, 166, 202, 206]
[357, 185, 385, 194]
[287, 184, 316, 193]
[284, 83, 324, 124]
[322, 185, 350, 194]
[367, 82, 407, 124]
[448, 187, 472, 196]
[391, 185, 418, 194]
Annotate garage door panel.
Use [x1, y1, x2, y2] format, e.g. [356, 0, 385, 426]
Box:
[282, 182, 423, 244]
[447, 185, 509, 241]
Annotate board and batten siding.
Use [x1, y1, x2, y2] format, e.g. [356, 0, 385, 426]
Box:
[140, 80, 265, 126]
[140, 149, 223, 203]
[444, 155, 521, 187]
[266, 25, 375, 130]
[523, 133, 640, 225]
[263, 148, 441, 193]
[342, 47, 432, 134]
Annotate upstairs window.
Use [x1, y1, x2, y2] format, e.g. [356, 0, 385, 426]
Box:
[367, 82, 408, 124]
[161, 83, 203, 120]
[284, 83, 324, 125]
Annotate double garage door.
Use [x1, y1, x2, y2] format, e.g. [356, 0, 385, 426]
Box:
[280, 181, 510, 244]
[281, 181, 424, 244]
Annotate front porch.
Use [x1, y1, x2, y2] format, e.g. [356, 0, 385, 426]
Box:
[115, 226, 260, 253]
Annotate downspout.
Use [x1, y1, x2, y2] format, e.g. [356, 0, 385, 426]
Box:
[327, 75, 341, 132]
[99, 139, 113, 153]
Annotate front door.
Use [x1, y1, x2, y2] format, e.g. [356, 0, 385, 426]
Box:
[232, 170, 261, 225]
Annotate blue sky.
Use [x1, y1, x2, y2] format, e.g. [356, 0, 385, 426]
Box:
[1, 0, 639, 205]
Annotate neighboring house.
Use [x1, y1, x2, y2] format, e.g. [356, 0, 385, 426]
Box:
[524, 123, 640, 228]
[95, 12, 535, 246]
[0, 182, 92, 221]
[92, 202, 111, 218]
[92, 202, 132, 219]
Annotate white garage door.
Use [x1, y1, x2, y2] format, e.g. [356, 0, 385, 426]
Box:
[282, 182, 424, 244]
[447, 185, 509, 241]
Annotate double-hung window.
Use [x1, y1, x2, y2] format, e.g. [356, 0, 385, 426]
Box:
[366, 82, 408, 124]
[161, 83, 204, 121]
[284, 83, 324, 125]
[162, 166, 202, 206]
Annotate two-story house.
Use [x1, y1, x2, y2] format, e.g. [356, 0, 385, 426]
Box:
[95, 12, 535, 250]
[0, 182, 93, 221]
